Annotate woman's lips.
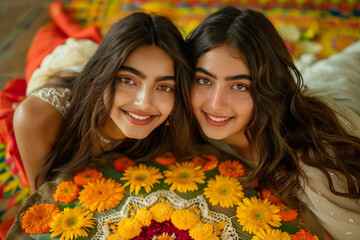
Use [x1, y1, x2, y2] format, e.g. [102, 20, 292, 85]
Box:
[203, 111, 233, 127]
[122, 109, 156, 125]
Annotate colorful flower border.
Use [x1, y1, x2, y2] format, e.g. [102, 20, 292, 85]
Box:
[94, 190, 238, 239]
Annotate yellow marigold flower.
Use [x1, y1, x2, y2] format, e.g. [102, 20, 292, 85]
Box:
[121, 164, 163, 195]
[21, 204, 61, 234]
[106, 234, 128, 240]
[218, 160, 246, 178]
[252, 228, 291, 240]
[171, 209, 200, 230]
[73, 167, 103, 186]
[163, 161, 205, 193]
[236, 197, 281, 234]
[207, 235, 220, 240]
[135, 207, 153, 227]
[50, 206, 95, 240]
[117, 218, 142, 239]
[78, 178, 125, 212]
[189, 222, 214, 240]
[53, 181, 79, 204]
[204, 175, 244, 208]
[149, 202, 174, 223]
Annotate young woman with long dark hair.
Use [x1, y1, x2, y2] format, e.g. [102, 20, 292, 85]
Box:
[14, 10, 193, 192]
[186, 6, 360, 239]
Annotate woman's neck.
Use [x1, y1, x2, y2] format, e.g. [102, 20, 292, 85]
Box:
[101, 118, 126, 141]
[224, 132, 256, 162]
[93, 118, 126, 155]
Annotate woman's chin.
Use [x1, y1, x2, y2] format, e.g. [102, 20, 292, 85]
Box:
[202, 129, 229, 140]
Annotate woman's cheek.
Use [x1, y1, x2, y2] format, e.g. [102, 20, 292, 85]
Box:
[191, 86, 207, 109]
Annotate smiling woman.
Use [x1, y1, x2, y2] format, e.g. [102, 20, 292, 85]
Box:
[107, 45, 175, 140]
[186, 6, 360, 240]
[12, 5, 193, 192]
[191, 46, 254, 155]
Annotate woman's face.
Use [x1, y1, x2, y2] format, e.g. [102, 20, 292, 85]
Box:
[191, 45, 254, 141]
[108, 45, 175, 139]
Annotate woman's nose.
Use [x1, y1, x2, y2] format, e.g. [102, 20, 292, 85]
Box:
[209, 85, 227, 111]
[134, 85, 153, 110]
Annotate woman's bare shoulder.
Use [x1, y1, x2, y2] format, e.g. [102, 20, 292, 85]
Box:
[13, 95, 64, 137]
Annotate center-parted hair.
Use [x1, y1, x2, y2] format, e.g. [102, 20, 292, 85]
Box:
[38, 11, 193, 186]
[187, 6, 360, 206]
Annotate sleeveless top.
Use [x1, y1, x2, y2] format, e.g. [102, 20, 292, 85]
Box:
[30, 87, 71, 118]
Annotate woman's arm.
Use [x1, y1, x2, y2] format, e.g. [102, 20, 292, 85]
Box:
[13, 95, 63, 192]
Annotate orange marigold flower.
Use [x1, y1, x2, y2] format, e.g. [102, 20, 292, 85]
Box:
[218, 160, 246, 178]
[53, 181, 79, 204]
[155, 152, 176, 165]
[192, 154, 218, 171]
[261, 189, 281, 204]
[21, 204, 61, 234]
[278, 203, 298, 222]
[78, 178, 125, 212]
[291, 229, 318, 240]
[113, 156, 136, 171]
[74, 167, 103, 186]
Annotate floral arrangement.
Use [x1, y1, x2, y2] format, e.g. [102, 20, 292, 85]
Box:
[20, 153, 319, 240]
[96, 190, 234, 240]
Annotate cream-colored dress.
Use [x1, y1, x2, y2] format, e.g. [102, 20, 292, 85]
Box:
[206, 41, 360, 240]
[26, 38, 98, 96]
[30, 87, 70, 117]
[26, 38, 98, 118]
[296, 40, 360, 240]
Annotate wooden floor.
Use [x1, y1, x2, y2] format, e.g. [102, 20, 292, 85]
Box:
[0, 0, 71, 90]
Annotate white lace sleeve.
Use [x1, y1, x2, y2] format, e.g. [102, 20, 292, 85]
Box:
[30, 87, 71, 117]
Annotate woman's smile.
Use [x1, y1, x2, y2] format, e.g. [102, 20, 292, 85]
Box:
[203, 111, 234, 127]
[121, 109, 157, 126]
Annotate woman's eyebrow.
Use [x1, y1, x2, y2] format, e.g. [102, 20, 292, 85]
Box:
[119, 66, 146, 79]
[119, 66, 174, 82]
[225, 75, 252, 81]
[195, 67, 252, 81]
[155, 76, 175, 82]
[195, 67, 216, 79]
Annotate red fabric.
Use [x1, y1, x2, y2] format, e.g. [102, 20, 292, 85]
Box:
[0, 78, 26, 120]
[0, 218, 15, 240]
[0, 2, 103, 238]
[1, 1, 103, 186]
[25, 1, 102, 82]
[0, 77, 27, 185]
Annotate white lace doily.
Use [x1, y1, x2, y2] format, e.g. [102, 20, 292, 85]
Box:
[92, 190, 239, 240]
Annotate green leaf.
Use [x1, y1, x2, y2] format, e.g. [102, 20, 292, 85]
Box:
[0, 162, 6, 172]
[243, 188, 259, 198]
[277, 221, 299, 234]
[57, 204, 78, 210]
[30, 233, 52, 240]
[14, 187, 30, 204]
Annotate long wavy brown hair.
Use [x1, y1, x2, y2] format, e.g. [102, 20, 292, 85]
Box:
[186, 6, 360, 207]
[37, 11, 193, 187]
